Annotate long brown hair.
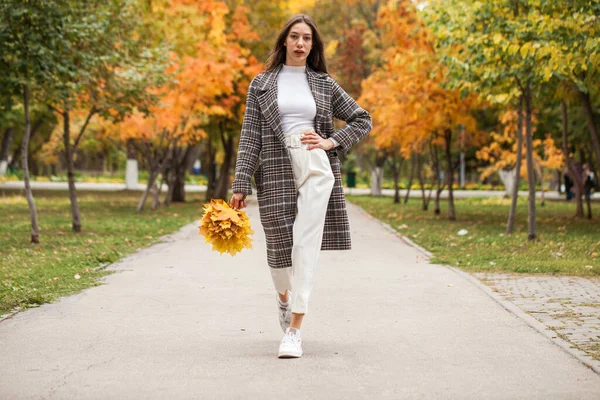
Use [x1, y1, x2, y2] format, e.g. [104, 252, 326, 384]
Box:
[264, 14, 328, 74]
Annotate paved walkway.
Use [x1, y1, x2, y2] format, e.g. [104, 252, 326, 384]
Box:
[1, 201, 600, 399]
[474, 272, 600, 371]
[1, 180, 590, 200]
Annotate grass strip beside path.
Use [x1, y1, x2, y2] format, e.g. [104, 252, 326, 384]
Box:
[347, 195, 599, 276]
[0, 190, 206, 316]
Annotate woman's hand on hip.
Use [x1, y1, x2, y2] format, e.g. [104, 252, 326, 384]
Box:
[229, 193, 247, 210]
[301, 131, 334, 151]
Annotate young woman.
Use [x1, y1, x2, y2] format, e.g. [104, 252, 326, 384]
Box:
[229, 14, 371, 358]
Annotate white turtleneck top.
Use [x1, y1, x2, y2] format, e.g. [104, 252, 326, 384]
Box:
[277, 65, 316, 133]
[276, 64, 339, 147]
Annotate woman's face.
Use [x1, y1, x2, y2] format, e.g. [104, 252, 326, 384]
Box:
[284, 22, 313, 66]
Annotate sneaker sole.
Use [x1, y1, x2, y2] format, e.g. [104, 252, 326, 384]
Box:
[278, 351, 302, 359]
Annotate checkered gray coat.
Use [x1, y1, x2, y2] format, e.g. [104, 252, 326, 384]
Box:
[232, 64, 372, 269]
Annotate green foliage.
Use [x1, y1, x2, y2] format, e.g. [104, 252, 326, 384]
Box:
[0, 0, 66, 94]
[425, 0, 599, 102]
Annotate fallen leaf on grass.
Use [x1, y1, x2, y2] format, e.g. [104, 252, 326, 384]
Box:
[457, 229, 468, 236]
[74, 274, 81, 280]
[585, 265, 593, 270]
[489, 261, 496, 266]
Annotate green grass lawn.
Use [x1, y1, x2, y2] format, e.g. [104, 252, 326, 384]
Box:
[0, 190, 206, 316]
[347, 195, 600, 276]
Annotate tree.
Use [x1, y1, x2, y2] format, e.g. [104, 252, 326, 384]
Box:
[427, 0, 551, 238]
[361, 0, 479, 221]
[0, 1, 72, 243]
[41, 0, 168, 232]
[128, 0, 261, 205]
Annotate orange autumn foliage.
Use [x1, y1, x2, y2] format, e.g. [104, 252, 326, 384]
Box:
[103, 0, 261, 153]
[477, 109, 564, 181]
[359, 0, 480, 158]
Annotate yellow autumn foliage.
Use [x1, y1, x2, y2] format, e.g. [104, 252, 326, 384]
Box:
[199, 199, 254, 256]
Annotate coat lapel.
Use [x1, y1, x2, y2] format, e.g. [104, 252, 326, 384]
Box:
[306, 66, 328, 134]
[257, 65, 286, 147]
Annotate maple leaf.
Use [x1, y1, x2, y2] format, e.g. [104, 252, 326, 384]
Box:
[198, 198, 254, 256]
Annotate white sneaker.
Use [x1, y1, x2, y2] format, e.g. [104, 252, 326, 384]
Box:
[278, 327, 303, 358]
[277, 292, 292, 333]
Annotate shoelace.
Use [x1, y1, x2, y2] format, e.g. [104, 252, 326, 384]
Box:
[282, 332, 301, 346]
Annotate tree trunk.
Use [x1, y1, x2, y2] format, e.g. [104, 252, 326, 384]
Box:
[370, 152, 387, 196]
[0, 127, 14, 176]
[390, 151, 402, 204]
[403, 153, 415, 204]
[432, 142, 444, 215]
[524, 83, 537, 240]
[137, 169, 158, 213]
[171, 145, 197, 203]
[215, 126, 234, 200]
[561, 102, 584, 218]
[556, 170, 562, 195]
[205, 139, 217, 201]
[507, 95, 524, 234]
[63, 110, 82, 232]
[9, 116, 44, 169]
[171, 170, 186, 202]
[416, 153, 428, 211]
[498, 169, 515, 198]
[22, 85, 40, 243]
[164, 163, 176, 206]
[125, 140, 139, 190]
[577, 88, 600, 173]
[444, 128, 456, 221]
[370, 166, 383, 196]
[151, 179, 161, 211]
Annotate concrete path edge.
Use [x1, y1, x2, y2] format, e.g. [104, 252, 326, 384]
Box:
[348, 201, 600, 377]
[0, 226, 192, 324]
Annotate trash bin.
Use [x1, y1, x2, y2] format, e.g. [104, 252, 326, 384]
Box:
[192, 160, 201, 175]
[347, 171, 356, 188]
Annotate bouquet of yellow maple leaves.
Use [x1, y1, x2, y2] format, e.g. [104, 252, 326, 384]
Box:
[198, 199, 254, 256]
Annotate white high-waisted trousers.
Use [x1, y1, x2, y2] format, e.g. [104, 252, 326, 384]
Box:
[270, 127, 335, 314]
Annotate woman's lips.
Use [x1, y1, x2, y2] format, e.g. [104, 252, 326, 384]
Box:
[294, 50, 305, 56]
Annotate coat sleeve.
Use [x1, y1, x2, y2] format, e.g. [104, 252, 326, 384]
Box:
[328, 77, 372, 154]
[232, 77, 262, 195]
